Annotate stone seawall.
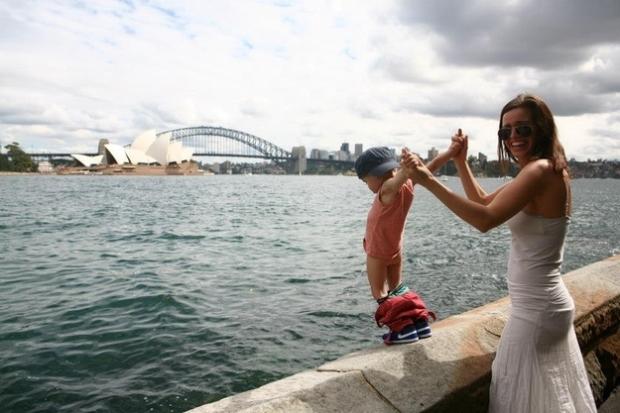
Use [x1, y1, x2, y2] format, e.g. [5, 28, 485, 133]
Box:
[187, 256, 620, 413]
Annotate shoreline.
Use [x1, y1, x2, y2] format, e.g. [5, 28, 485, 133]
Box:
[0, 172, 42, 176]
[1, 171, 619, 179]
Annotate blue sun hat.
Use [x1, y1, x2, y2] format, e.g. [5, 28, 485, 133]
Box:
[354, 147, 399, 179]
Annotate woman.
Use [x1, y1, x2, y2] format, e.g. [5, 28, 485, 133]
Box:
[403, 94, 596, 412]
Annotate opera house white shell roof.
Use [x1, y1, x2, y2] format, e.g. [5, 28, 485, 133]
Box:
[125, 148, 158, 165]
[71, 130, 193, 167]
[71, 154, 104, 167]
[146, 132, 172, 165]
[105, 144, 130, 165]
[132, 129, 157, 153]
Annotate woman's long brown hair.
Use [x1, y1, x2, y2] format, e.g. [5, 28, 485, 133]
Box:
[497, 94, 569, 175]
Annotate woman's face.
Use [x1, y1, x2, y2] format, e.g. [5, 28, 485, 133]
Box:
[501, 107, 536, 164]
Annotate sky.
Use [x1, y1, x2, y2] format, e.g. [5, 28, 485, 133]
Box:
[1, 0, 619, 161]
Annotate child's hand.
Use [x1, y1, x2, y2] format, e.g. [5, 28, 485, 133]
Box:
[402, 152, 434, 186]
[401, 147, 417, 176]
[401, 149, 419, 169]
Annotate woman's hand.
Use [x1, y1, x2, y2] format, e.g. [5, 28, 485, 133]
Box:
[401, 151, 435, 186]
[451, 129, 468, 164]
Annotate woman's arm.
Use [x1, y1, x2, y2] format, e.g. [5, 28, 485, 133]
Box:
[454, 157, 508, 205]
[405, 154, 547, 232]
[452, 132, 504, 205]
[399, 138, 461, 179]
[425, 141, 461, 174]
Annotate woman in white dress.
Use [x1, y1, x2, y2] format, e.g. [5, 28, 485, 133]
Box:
[402, 94, 596, 412]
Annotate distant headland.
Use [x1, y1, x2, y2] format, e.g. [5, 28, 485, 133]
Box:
[1, 139, 618, 178]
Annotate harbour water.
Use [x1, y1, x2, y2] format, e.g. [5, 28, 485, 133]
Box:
[1, 175, 618, 413]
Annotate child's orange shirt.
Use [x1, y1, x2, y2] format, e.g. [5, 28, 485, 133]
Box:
[363, 179, 414, 260]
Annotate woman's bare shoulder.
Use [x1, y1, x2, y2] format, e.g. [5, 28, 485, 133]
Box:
[522, 159, 555, 176]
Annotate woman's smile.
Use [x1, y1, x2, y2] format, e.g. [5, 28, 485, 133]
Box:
[502, 107, 535, 163]
[508, 138, 530, 153]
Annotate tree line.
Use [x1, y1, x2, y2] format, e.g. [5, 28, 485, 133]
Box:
[0, 142, 38, 172]
[1, 141, 617, 177]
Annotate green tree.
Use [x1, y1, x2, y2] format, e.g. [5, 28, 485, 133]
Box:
[0, 151, 10, 171]
[4, 142, 38, 172]
[484, 160, 503, 177]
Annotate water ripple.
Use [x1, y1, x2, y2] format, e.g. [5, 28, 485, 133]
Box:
[0, 176, 618, 412]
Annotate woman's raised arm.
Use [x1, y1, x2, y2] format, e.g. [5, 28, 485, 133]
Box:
[452, 131, 506, 205]
[403, 153, 546, 233]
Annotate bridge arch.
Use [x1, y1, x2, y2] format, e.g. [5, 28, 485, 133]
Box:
[157, 126, 292, 160]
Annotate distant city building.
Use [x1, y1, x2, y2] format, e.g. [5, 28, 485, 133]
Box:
[291, 146, 307, 174]
[340, 143, 350, 153]
[333, 150, 350, 161]
[310, 148, 334, 160]
[221, 161, 232, 174]
[354, 144, 363, 160]
[427, 147, 439, 161]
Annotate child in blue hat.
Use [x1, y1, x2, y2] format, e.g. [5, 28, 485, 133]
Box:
[355, 143, 459, 344]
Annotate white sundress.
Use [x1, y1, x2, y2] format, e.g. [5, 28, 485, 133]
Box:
[489, 211, 596, 413]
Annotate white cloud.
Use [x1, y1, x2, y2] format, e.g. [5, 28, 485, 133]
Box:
[0, 0, 619, 160]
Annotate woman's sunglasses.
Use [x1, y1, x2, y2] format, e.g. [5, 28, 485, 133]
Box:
[498, 125, 533, 140]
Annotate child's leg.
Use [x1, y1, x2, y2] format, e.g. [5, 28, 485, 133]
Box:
[366, 256, 388, 300]
[386, 254, 402, 292]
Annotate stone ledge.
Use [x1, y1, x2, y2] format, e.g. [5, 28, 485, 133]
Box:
[186, 370, 399, 413]
[186, 255, 620, 413]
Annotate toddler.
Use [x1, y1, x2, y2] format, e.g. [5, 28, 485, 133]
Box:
[354, 144, 458, 344]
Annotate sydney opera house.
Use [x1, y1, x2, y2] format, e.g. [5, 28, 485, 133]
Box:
[64, 130, 202, 175]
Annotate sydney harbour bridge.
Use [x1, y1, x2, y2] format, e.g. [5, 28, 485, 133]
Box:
[27, 126, 353, 171]
[160, 126, 292, 159]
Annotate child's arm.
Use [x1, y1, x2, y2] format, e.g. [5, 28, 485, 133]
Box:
[382, 138, 462, 205]
[378, 167, 410, 206]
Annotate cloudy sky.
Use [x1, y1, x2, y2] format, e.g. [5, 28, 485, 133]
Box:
[1, 0, 619, 160]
